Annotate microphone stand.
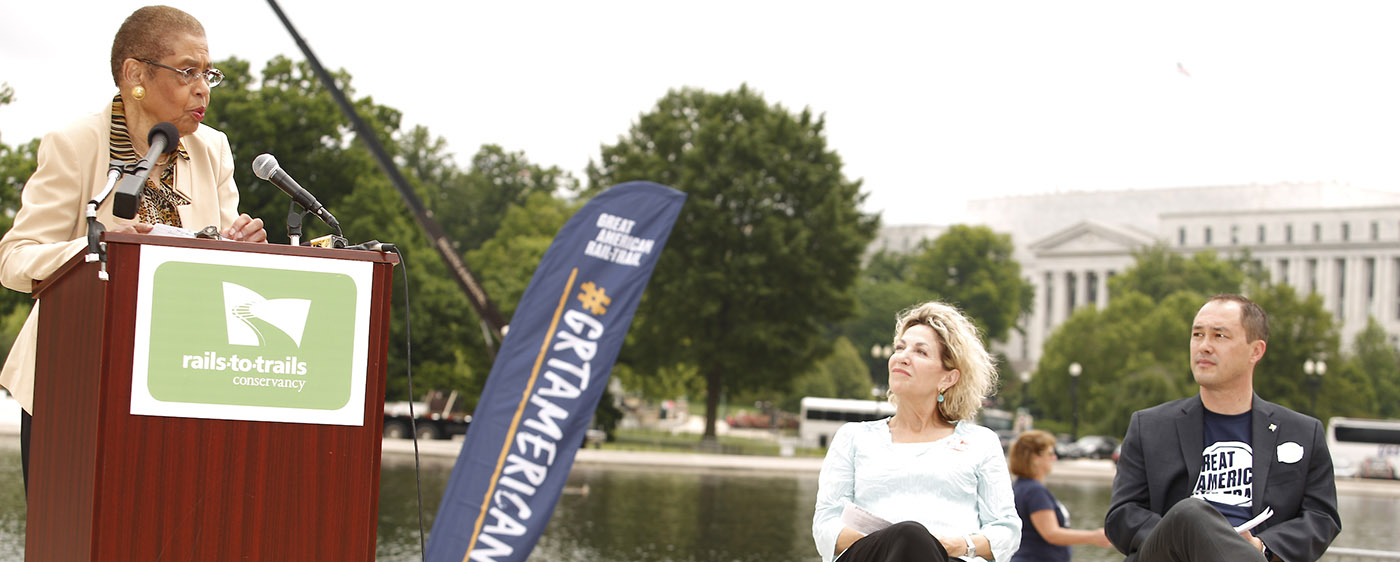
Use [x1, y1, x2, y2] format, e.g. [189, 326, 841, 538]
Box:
[286, 200, 306, 247]
[86, 164, 129, 281]
[287, 200, 350, 248]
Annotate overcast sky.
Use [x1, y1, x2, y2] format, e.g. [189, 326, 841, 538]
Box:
[3, 1, 1399, 226]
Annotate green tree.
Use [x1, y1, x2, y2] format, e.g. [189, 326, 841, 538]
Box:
[908, 225, 1033, 343]
[208, 56, 402, 245]
[434, 143, 577, 253]
[204, 56, 581, 405]
[586, 85, 878, 441]
[1108, 244, 1251, 301]
[1354, 318, 1400, 419]
[1248, 283, 1341, 416]
[1034, 291, 1199, 438]
[0, 81, 37, 246]
[0, 87, 39, 350]
[863, 249, 914, 284]
[0, 139, 37, 224]
[1035, 249, 1341, 438]
[466, 191, 577, 319]
[454, 191, 576, 406]
[1334, 317, 1393, 419]
[206, 56, 464, 404]
[783, 337, 875, 411]
[837, 276, 926, 389]
[610, 362, 703, 404]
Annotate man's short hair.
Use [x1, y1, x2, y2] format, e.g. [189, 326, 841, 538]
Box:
[1207, 293, 1269, 342]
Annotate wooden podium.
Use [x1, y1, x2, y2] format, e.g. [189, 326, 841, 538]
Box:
[26, 233, 397, 561]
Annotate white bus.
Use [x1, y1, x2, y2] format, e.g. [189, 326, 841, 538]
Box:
[799, 397, 1017, 449]
[800, 397, 895, 448]
[1327, 417, 1400, 479]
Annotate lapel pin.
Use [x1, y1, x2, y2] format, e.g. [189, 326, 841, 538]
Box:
[1269, 423, 1277, 432]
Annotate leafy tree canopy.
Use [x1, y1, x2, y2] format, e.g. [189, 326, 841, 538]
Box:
[1108, 244, 1250, 302]
[781, 337, 875, 412]
[1034, 248, 1350, 439]
[201, 56, 577, 404]
[0, 87, 39, 344]
[907, 224, 1032, 343]
[587, 85, 878, 439]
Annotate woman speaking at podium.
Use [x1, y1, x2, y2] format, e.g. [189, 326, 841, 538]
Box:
[0, 6, 267, 491]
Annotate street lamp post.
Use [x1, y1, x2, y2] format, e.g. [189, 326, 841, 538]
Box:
[1304, 359, 1326, 418]
[1068, 362, 1082, 441]
[1018, 371, 1031, 412]
[870, 344, 892, 398]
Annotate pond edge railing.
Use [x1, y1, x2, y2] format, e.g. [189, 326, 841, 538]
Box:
[1327, 547, 1400, 560]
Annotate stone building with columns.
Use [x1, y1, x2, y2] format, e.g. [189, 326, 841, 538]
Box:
[879, 182, 1400, 375]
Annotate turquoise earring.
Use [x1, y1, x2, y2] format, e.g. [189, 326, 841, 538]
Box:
[937, 392, 945, 403]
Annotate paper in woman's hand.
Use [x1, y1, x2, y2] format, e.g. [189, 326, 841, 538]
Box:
[147, 224, 197, 238]
[841, 503, 894, 535]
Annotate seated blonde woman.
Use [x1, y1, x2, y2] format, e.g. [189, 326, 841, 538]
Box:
[813, 301, 1020, 561]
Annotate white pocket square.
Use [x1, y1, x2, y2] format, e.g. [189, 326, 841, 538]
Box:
[1277, 441, 1304, 464]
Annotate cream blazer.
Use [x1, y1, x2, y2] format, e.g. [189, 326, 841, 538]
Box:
[0, 100, 241, 413]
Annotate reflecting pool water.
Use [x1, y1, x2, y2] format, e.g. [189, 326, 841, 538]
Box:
[373, 454, 1400, 562]
[0, 440, 1396, 561]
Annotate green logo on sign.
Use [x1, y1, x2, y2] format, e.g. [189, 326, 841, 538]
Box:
[146, 262, 357, 410]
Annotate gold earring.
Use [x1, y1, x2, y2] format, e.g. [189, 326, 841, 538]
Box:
[131, 85, 146, 101]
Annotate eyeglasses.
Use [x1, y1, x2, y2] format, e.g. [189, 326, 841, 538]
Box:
[137, 59, 224, 88]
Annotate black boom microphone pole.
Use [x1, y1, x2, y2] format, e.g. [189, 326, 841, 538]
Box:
[264, 0, 508, 349]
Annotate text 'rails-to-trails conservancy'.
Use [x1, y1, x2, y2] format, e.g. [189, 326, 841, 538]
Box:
[133, 244, 374, 422]
[181, 352, 312, 392]
[181, 351, 309, 375]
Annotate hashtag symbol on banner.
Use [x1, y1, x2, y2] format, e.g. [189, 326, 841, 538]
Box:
[578, 282, 611, 316]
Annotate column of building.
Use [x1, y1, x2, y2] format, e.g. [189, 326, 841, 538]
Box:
[1027, 270, 1048, 366]
[1074, 270, 1089, 316]
[1384, 255, 1399, 329]
[1050, 270, 1068, 332]
[1344, 256, 1361, 340]
[1318, 256, 1335, 321]
[1096, 269, 1110, 310]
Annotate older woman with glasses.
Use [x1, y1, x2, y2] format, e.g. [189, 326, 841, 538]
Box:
[813, 301, 1020, 562]
[0, 5, 266, 490]
[1008, 430, 1112, 562]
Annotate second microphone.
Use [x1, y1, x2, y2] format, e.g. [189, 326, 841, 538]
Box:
[251, 153, 340, 233]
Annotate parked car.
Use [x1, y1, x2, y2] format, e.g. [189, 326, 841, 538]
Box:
[1054, 434, 1076, 458]
[1358, 456, 1398, 480]
[1066, 435, 1118, 460]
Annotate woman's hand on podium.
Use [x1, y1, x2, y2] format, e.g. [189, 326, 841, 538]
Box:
[222, 214, 267, 243]
[110, 222, 154, 235]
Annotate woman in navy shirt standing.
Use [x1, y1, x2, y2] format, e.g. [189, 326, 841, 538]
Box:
[1009, 430, 1112, 561]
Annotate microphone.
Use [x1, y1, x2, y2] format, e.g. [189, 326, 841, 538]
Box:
[113, 122, 180, 219]
[251, 153, 340, 233]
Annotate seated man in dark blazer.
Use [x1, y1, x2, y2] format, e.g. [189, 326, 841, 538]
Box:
[1106, 294, 1341, 562]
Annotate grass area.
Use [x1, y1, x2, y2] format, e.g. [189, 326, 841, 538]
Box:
[599, 428, 826, 458]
